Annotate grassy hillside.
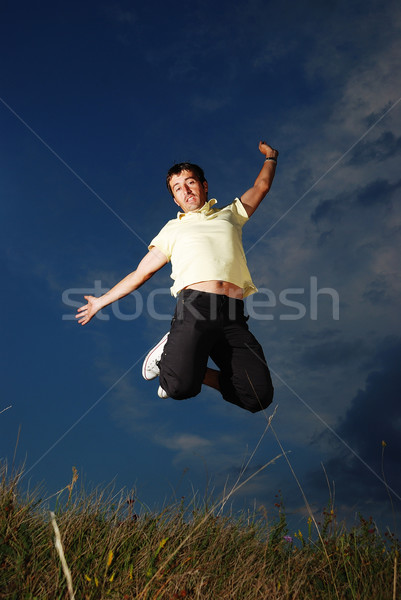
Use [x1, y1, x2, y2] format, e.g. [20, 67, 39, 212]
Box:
[1, 464, 399, 599]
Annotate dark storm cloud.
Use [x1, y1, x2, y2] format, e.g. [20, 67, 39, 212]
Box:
[347, 131, 401, 166]
[307, 337, 401, 504]
[296, 328, 340, 342]
[317, 229, 334, 247]
[300, 338, 369, 368]
[355, 178, 401, 207]
[363, 275, 396, 306]
[311, 177, 401, 224]
[311, 197, 344, 224]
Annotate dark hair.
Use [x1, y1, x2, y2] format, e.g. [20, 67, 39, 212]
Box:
[166, 162, 207, 196]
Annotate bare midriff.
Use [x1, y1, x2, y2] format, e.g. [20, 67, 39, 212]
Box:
[184, 280, 244, 299]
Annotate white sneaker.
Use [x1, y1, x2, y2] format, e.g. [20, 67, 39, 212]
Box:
[142, 333, 169, 380]
[158, 385, 169, 399]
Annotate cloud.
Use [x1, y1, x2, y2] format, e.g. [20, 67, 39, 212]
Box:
[355, 178, 401, 207]
[347, 131, 401, 166]
[156, 433, 213, 452]
[300, 328, 340, 342]
[311, 178, 401, 224]
[363, 275, 400, 306]
[300, 338, 369, 369]
[310, 197, 344, 225]
[307, 337, 401, 506]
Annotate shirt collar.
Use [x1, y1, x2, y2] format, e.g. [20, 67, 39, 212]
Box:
[177, 198, 217, 219]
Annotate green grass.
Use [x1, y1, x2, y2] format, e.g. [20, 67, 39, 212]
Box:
[0, 463, 399, 600]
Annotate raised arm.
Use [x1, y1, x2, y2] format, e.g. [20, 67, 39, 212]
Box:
[76, 247, 168, 325]
[240, 141, 279, 218]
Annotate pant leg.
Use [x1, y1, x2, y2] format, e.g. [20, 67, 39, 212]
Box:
[210, 300, 274, 413]
[159, 291, 219, 400]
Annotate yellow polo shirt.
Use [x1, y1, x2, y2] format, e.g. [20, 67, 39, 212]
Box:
[149, 198, 257, 297]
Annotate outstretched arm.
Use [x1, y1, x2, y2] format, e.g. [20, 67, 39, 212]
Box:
[76, 247, 168, 325]
[240, 141, 279, 217]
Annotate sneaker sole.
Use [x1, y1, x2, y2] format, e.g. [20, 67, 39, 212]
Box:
[142, 333, 169, 380]
[158, 385, 169, 399]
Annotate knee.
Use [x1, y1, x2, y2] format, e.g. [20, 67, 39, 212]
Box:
[246, 385, 274, 413]
[223, 379, 274, 413]
[244, 366, 274, 413]
[168, 385, 202, 400]
[160, 375, 202, 400]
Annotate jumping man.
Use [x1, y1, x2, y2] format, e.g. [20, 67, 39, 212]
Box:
[76, 141, 278, 413]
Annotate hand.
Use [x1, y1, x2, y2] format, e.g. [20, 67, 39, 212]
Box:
[76, 295, 102, 325]
[259, 140, 278, 159]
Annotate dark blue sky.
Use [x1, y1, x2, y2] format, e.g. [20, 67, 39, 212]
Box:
[1, 0, 401, 533]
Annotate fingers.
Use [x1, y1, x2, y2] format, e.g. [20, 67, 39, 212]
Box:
[75, 305, 88, 322]
[76, 312, 88, 324]
[76, 301, 90, 325]
[76, 311, 91, 325]
[75, 295, 95, 323]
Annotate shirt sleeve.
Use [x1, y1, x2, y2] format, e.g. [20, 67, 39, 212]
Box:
[148, 222, 173, 261]
[232, 197, 250, 226]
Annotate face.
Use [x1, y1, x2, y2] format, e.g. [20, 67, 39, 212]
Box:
[169, 170, 208, 213]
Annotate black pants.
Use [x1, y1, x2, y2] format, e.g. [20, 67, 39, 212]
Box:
[159, 290, 274, 413]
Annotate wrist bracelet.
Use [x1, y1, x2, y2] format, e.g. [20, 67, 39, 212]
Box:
[265, 156, 277, 163]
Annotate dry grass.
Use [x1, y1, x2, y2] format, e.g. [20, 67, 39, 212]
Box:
[0, 462, 399, 600]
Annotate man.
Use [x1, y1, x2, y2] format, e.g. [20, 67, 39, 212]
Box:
[76, 140, 278, 413]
